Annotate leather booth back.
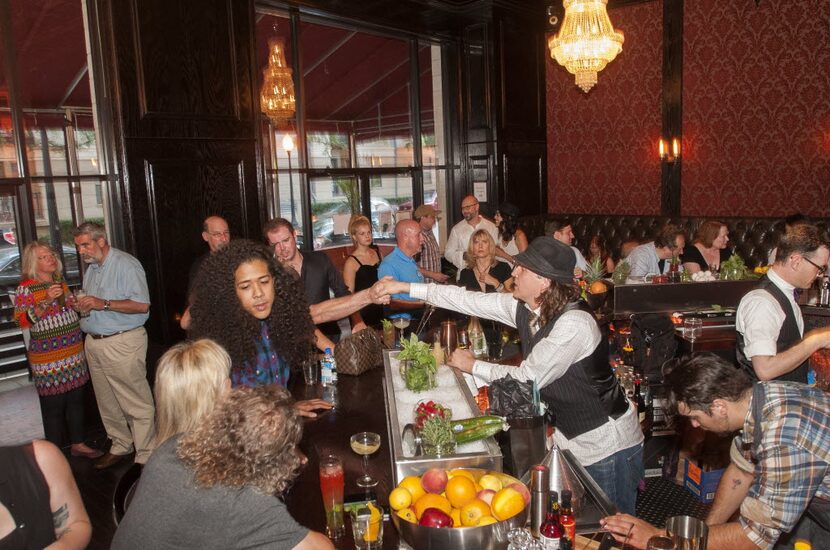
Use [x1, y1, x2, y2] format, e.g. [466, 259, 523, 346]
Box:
[519, 214, 830, 268]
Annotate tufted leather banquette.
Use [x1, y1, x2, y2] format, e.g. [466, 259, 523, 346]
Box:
[519, 214, 830, 269]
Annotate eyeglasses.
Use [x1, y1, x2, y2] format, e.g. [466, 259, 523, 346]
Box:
[209, 230, 230, 238]
[802, 255, 827, 276]
[461, 203, 478, 211]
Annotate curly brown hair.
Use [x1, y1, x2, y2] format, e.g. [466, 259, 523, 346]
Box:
[177, 385, 303, 495]
[188, 239, 314, 374]
[538, 279, 581, 326]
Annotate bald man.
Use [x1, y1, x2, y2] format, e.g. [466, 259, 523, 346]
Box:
[182, 215, 231, 330]
[378, 219, 426, 321]
[444, 195, 499, 272]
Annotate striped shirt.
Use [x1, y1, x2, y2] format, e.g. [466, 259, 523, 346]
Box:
[735, 382, 830, 548]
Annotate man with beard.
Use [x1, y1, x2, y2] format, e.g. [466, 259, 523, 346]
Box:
[603, 354, 830, 549]
[72, 222, 154, 469]
[444, 195, 499, 274]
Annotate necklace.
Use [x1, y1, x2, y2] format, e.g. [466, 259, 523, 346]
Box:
[474, 263, 490, 282]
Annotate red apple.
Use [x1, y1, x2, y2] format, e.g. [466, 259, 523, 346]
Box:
[421, 468, 449, 494]
[476, 488, 496, 505]
[509, 482, 531, 505]
[419, 507, 453, 528]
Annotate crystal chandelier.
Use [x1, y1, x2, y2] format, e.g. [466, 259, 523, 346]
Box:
[548, 0, 624, 93]
[260, 38, 295, 123]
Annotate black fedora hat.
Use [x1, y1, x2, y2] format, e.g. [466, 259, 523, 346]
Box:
[513, 236, 575, 283]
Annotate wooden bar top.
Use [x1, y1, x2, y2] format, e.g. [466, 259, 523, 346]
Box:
[286, 368, 400, 548]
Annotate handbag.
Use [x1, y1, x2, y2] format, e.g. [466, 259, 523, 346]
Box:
[334, 328, 384, 376]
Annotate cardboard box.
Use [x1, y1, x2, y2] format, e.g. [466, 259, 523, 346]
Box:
[684, 459, 725, 503]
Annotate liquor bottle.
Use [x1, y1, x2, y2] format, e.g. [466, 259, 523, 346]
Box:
[560, 490, 576, 542]
[539, 490, 562, 549]
[634, 376, 651, 438]
[468, 317, 487, 358]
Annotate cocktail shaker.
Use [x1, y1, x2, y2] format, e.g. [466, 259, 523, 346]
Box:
[440, 320, 458, 355]
[529, 464, 549, 538]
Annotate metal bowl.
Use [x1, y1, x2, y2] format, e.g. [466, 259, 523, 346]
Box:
[391, 469, 529, 550]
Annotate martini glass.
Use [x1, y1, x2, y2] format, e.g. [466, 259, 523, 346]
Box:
[350, 432, 381, 488]
[392, 317, 410, 348]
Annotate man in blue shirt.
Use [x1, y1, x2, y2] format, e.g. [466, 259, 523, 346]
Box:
[73, 222, 155, 470]
[378, 219, 425, 321]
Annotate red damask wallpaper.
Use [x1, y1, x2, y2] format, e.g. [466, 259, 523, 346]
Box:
[546, 1, 663, 215]
[682, 0, 830, 217]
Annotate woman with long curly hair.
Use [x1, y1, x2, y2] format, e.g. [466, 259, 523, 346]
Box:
[379, 237, 642, 515]
[112, 385, 333, 550]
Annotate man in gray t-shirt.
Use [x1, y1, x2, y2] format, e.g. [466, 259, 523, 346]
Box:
[112, 436, 309, 549]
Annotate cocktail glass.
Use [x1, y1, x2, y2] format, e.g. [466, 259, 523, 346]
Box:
[319, 455, 345, 539]
[683, 318, 702, 342]
[392, 317, 410, 349]
[350, 432, 381, 488]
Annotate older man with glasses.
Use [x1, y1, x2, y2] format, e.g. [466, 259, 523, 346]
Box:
[736, 222, 830, 383]
[444, 195, 499, 275]
[625, 224, 686, 279]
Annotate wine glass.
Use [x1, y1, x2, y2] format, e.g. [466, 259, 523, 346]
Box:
[392, 317, 410, 348]
[350, 432, 381, 488]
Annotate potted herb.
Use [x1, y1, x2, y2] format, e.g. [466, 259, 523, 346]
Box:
[398, 334, 438, 392]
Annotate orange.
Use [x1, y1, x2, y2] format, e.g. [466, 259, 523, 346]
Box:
[459, 498, 491, 527]
[491, 487, 525, 521]
[445, 476, 477, 509]
[398, 475, 426, 502]
[448, 469, 476, 482]
[478, 516, 498, 526]
[388, 487, 412, 511]
[413, 493, 452, 519]
[590, 281, 608, 294]
[450, 508, 462, 528]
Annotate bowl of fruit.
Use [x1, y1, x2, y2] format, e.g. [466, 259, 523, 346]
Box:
[389, 467, 529, 549]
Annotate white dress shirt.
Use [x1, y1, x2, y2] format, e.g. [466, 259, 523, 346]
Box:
[409, 283, 642, 466]
[626, 242, 666, 278]
[736, 268, 803, 359]
[444, 217, 499, 270]
[572, 246, 589, 271]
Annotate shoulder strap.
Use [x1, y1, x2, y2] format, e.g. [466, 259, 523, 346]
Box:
[349, 254, 363, 266]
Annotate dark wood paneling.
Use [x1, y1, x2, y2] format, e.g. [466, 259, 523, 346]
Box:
[100, 0, 261, 346]
[661, 0, 683, 216]
[501, 145, 545, 216]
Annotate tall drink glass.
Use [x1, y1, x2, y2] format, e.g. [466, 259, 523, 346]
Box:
[319, 455, 345, 539]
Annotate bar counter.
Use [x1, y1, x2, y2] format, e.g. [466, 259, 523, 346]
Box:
[287, 368, 400, 548]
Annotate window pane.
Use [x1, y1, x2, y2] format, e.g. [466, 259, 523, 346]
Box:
[74, 113, 102, 175]
[30, 180, 80, 285]
[0, 52, 18, 177]
[301, 20, 412, 167]
[24, 113, 68, 177]
[420, 43, 446, 167]
[275, 168, 302, 229]
[368, 174, 411, 241]
[307, 130, 351, 169]
[310, 176, 359, 250]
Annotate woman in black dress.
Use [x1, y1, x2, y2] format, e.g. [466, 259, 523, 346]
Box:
[681, 220, 732, 274]
[458, 229, 513, 293]
[343, 216, 384, 327]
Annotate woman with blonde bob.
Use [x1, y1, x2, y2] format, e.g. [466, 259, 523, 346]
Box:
[113, 385, 333, 550]
[153, 339, 232, 445]
[342, 215, 383, 327]
[459, 229, 513, 293]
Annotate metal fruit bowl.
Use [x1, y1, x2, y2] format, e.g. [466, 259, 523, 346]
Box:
[390, 469, 529, 550]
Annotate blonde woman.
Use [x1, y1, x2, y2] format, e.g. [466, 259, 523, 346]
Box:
[153, 339, 232, 445]
[13, 241, 101, 458]
[342, 215, 383, 326]
[458, 230, 513, 293]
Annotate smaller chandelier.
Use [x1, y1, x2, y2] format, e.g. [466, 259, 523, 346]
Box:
[260, 38, 295, 123]
[548, 0, 624, 93]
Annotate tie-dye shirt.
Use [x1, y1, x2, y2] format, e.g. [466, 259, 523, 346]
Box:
[231, 321, 290, 389]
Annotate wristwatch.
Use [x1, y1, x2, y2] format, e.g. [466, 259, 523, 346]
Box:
[103, 300, 111, 311]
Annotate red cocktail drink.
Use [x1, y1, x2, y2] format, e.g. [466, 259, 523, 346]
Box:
[319, 455, 345, 539]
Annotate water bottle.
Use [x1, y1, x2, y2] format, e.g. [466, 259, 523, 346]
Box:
[321, 348, 337, 406]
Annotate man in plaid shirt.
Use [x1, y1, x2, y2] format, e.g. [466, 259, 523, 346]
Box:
[602, 354, 830, 549]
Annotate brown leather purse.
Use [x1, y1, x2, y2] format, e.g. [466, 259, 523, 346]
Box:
[334, 328, 384, 376]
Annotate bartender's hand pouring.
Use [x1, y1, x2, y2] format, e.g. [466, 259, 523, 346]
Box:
[446, 348, 475, 373]
[601, 513, 662, 549]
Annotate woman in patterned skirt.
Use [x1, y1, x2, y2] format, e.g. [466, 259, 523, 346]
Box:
[13, 241, 102, 458]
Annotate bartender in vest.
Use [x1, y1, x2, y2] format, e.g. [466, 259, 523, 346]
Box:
[382, 236, 643, 514]
[736, 223, 830, 383]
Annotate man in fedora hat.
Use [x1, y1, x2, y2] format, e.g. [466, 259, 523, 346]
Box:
[382, 236, 644, 514]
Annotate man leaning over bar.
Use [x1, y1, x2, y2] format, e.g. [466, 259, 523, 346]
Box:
[380, 236, 644, 515]
[735, 222, 830, 383]
[603, 354, 830, 549]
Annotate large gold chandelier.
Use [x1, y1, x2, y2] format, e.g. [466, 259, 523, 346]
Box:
[548, 0, 624, 93]
[260, 38, 295, 123]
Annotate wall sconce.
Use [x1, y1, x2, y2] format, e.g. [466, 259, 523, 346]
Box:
[659, 137, 680, 162]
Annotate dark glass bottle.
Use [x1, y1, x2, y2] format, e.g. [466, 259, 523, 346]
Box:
[560, 490, 576, 542]
[634, 376, 651, 437]
[539, 490, 562, 548]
